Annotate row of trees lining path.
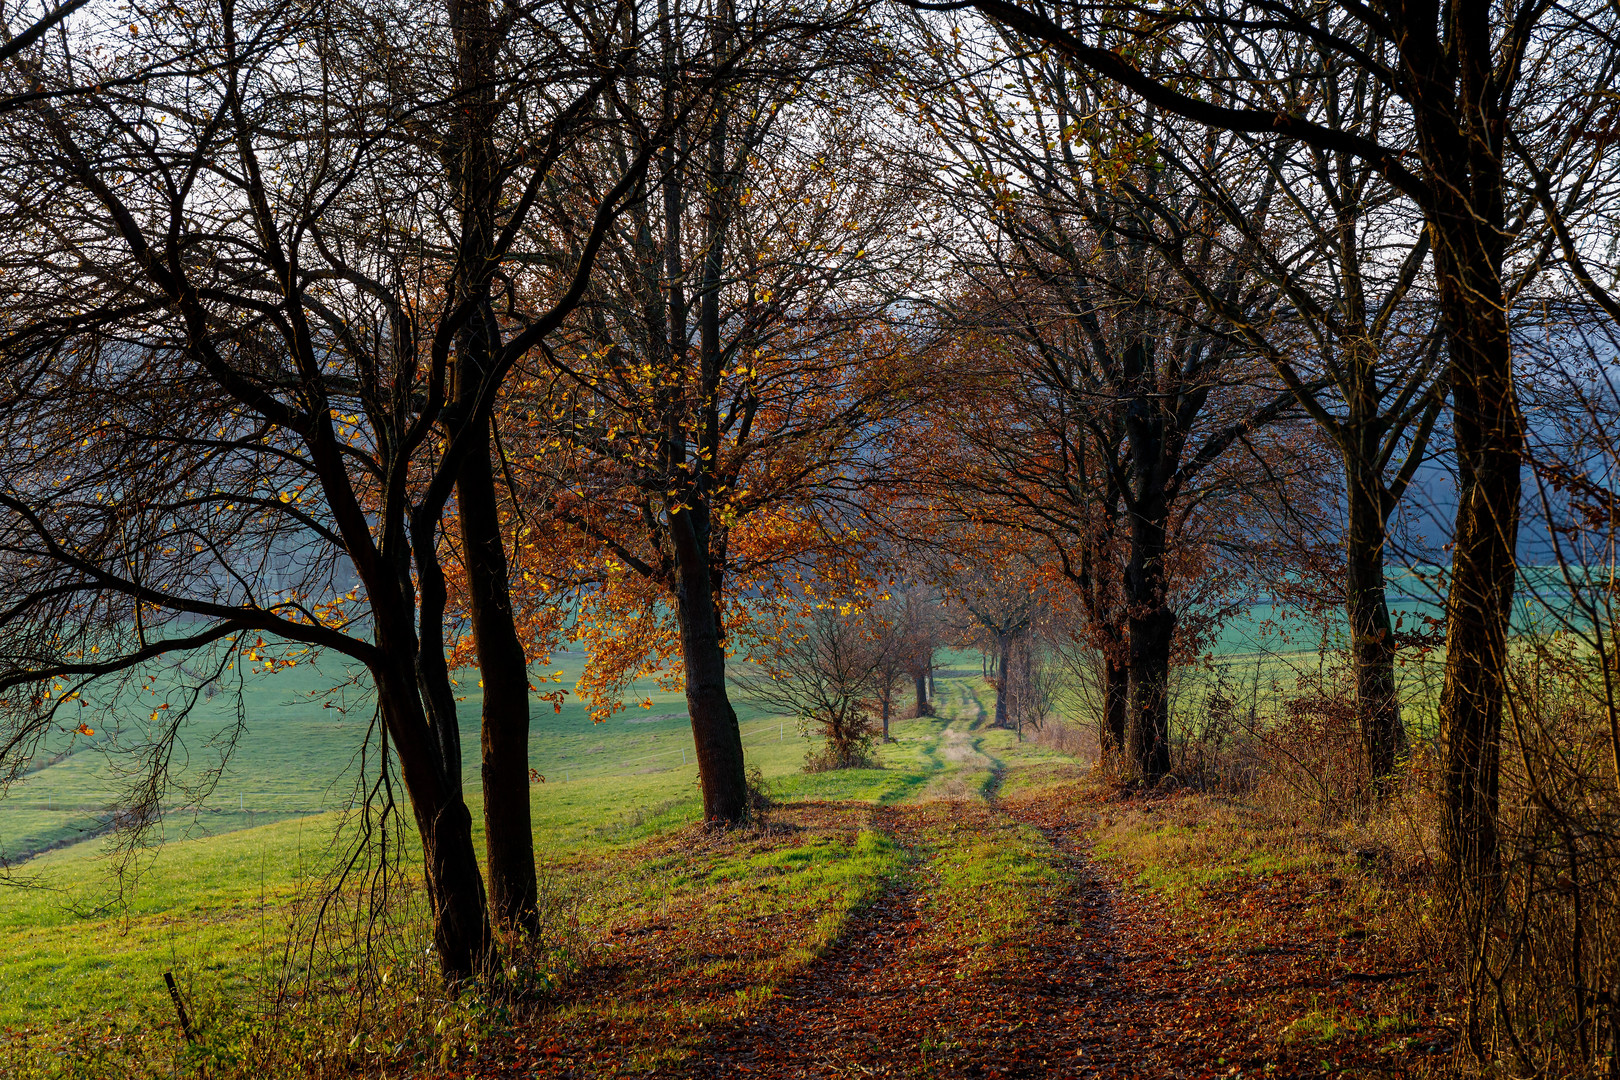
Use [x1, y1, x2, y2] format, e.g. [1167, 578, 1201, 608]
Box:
[5, 0, 1619, 994]
[939, 0, 1620, 937]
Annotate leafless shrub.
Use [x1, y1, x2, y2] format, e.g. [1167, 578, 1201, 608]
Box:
[746, 766, 777, 817]
[1456, 647, 1620, 1075]
[1261, 668, 1377, 818]
[738, 604, 885, 771]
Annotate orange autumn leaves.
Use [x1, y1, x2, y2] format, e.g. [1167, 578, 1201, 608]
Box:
[439, 335, 901, 723]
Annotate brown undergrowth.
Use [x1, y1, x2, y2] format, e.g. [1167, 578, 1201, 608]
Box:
[1037, 783, 1460, 1077]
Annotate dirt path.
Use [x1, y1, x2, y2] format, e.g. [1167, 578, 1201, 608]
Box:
[466, 759, 1445, 1077]
[914, 722, 999, 803]
[665, 790, 1438, 1079]
[674, 801, 1101, 1078]
[669, 797, 1233, 1078]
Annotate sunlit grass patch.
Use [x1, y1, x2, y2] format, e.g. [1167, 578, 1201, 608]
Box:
[913, 807, 1059, 977]
[1089, 797, 1338, 909]
[527, 809, 906, 1070]
[1280, 1006, 1424, 1045]
[0, 656, 1091, 1076]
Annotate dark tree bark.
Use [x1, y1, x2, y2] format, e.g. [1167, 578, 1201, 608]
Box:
[914, 671, 930, 717]
[1102, 647, 1129, 768]
[1017, 631, 1034, 738]
[1344, 450, 1407, 788]
[679, 23, 751, 823]
[442, 0, 540, 933]
[1124, 501, 1174, 780]
[1432, 246, 1518, 901]
[672, 507, 749, 823]
[376, 650, 491, 976]
[457, 426, 538, 934]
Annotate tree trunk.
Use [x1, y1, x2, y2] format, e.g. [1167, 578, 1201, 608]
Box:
[1417, 73, 1519, 906]
[993, 630, 1011, 728]
[1344, 454, 1407, 794]
[457, 423, 538, 936]
[914, 669, 930, 717]
[440, 0, 539, 936]
[670, 508, 749, 824]
[1120, 318, 1181, 785]
[1125, 506, 1174, 782]
[1019, 630, 1033, 736]
[1102, 646, 1129, 770]
[1128, 606, 1174, 781]
[412, 779, 490, 980]
[1434, 252, 1518, 904]
[661, 2, 749, 825]
[375, 654, 490, 980]
[881, 689, 891, 740]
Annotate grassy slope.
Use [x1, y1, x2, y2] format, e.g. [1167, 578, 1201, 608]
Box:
[0, 656, 1080, 1029]
[2, 646, 751, 860]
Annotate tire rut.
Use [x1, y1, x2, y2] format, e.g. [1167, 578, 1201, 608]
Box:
[677, 801, 1166, 1078]
[677, 791, 1395, 1078]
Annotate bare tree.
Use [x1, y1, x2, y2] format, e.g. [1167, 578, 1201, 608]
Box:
[895, 582, 947, 719]
[0, 0, 88, 73]
[0, 0, 663, 977]
[892, 43, 1321, 779]
[929, 0, 1620, 919]
[739, 602, 886, 768]
[863, 583, 943, 736]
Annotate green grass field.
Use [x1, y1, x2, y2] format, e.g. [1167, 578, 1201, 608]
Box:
[0, 605, 1463, 1052]
[1, 643, 807, 862]
[0, 650, 1088, 1031]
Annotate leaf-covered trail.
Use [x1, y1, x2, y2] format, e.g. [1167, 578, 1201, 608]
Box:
[466, 784, 1446, 1078]
[674, 797, 1147, 1078]
[669, 790, 1408, 1079]
[459, 716, 1450, 1079]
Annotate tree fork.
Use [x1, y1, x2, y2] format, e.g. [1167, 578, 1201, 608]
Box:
[377, 658, 491, 980]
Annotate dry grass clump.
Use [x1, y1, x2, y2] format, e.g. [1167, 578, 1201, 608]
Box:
[1134, 643, 1620, 1076]
[1460, 647, 1620, 1076]
[1025, 715, 1096, 760]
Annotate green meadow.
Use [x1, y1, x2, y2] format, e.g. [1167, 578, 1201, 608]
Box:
[0, 608, 1459, 1042]
[0, 650, 1085, 1030]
